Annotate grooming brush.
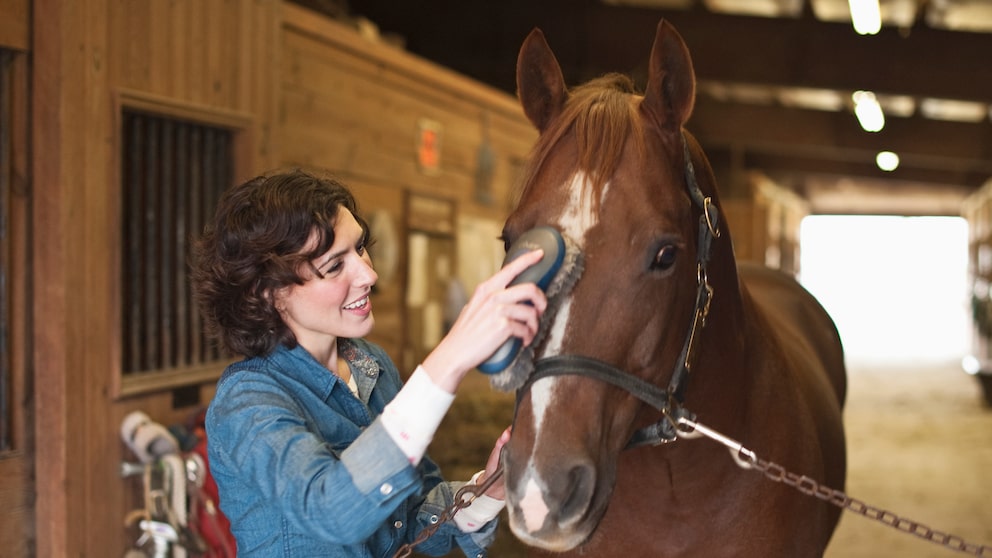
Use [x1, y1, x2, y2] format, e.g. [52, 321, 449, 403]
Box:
[478, 227, 584, 389]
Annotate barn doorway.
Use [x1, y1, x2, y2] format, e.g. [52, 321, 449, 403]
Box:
[798, 215, 970, 366]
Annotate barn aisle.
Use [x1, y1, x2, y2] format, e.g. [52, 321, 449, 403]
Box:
[825, 361, 992, 558]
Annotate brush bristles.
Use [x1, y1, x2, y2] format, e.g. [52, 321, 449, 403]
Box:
[490, 235, 585, 392]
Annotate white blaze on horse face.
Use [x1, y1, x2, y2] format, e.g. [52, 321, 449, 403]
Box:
[518, 171, 606, 535]
[521, 477, 550, 532]
[529, 170, 607, 433]
[558, 171, 603, 241]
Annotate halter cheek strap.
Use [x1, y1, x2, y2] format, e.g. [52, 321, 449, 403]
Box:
[667, 136, 720, 404]
[521, 133, 720, 449]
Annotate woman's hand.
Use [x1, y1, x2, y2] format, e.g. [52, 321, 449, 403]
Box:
[422, 250, 548, 392]
[479, 426, 511, 500]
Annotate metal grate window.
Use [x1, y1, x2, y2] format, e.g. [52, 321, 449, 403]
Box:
[121, 111, 231, 375]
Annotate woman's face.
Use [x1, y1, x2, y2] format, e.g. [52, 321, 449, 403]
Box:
[275, 208, 378, 354]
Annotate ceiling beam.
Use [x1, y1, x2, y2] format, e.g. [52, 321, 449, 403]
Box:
[350, 0, 992, 104]
[576, 5, 992, 104]
[689, 97, 992, 179]
[739, 151, 989, 189]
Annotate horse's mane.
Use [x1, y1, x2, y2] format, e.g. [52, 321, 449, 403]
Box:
[517, 73, 645, 206]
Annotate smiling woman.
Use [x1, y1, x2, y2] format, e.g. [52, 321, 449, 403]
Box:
[188, 168, 550, 557]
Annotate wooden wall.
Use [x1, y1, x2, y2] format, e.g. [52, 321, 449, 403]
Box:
[278, 4, 537, 367]
[963, 179, 992, 372]
[32, 1, 282, 555]
[21, 1, 536, 556]
[1, 2, 31, 554]
[0, 0, 28, 50]
[722, 171, 809, 275]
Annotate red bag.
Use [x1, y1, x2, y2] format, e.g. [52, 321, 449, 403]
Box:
[186, 410, 237, 557]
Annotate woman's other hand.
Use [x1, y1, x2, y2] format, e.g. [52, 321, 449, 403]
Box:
[480, 426, 511, 500]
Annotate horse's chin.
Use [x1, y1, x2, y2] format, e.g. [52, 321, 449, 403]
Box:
[507, 510, 598, 552]
[505, 485, 611, 553]
[502, 440, 619, 552]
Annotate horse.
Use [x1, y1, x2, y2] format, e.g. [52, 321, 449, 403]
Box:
[498, 19, 847, 557]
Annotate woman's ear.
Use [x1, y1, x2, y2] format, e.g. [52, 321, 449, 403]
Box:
[267, 287, 287, 314]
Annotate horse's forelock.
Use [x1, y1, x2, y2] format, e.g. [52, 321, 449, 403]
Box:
[517, 73, 645, 208]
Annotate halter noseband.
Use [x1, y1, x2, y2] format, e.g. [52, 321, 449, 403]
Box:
[519, 134, 720, 449]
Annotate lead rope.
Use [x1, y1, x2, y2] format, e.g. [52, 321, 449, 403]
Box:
[392, 466, 504, 558]
[666, 411, 992, 556]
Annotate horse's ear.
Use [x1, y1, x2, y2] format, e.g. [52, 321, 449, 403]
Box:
[640, 19, 696, 134]
[516, 28, 567, 132]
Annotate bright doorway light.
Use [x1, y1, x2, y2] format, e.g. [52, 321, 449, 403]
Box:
[849, 0, 882, 35]
[799, 215, 969, 365]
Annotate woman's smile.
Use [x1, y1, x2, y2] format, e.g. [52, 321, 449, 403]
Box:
[344, 294, 372, 314]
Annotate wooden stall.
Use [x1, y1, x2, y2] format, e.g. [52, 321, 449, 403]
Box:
[5, 1, 535, 555]
[277, 5, 536, 369]
[961, 178, 992, 404]
[1, 1, 30, 555]
[721, 170, 809, 275]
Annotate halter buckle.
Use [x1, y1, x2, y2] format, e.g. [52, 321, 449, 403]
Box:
[702, 197, 721, 238]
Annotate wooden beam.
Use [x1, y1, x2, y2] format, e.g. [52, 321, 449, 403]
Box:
[0, 0, 29, 50]
[689, 97, 992, 174]
[739, 150, 989, 189]
[349, 0, 992, 103]
[581, 6, 992, 104]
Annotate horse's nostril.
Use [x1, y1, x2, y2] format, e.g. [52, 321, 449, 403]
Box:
[557, 461, 596, 525]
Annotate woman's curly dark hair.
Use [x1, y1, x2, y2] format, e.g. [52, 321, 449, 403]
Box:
[190, 169, 369, 357]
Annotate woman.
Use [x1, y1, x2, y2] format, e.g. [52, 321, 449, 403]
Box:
[191, 169, 546, 557]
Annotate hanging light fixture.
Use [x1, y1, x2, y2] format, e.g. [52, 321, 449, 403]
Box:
[876, 151, 899, 171]
[853, 90, 885, 132]
[849, 0, 882, 35]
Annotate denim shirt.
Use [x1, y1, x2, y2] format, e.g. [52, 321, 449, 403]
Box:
[205, 339, 497, 557]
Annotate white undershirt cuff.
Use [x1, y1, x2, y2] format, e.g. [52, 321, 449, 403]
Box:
[452, 470, 506, 532]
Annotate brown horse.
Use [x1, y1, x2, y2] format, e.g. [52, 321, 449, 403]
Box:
[499, 19, 847, 557]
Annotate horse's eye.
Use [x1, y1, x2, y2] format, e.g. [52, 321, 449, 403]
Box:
[652, 244, 678, 271]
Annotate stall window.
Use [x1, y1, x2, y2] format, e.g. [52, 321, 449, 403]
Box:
[119, 110, 233, 389]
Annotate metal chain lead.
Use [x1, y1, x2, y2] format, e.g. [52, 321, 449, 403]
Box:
[392, 466, 504, 558]
[670, 413, 992, 557]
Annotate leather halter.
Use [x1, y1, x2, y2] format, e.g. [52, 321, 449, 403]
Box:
[518, 134, 720, 449]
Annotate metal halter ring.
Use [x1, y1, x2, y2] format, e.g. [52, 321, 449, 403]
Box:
[703, 197, 721, 238]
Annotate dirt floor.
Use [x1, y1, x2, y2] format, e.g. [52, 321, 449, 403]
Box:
[824, 361, 992, 558]
[426, 360, 992, 557]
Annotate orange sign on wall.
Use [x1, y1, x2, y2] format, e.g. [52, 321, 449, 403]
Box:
[417, 118, 442, 175]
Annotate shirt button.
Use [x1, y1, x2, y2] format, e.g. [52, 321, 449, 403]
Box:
[394, 520, 403, 529]
[429, 514, 439, 524]
[380, 483, 393, 495]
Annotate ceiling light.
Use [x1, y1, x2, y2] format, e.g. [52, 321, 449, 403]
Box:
[849, 0, 882, 34]
[777, 87, 845, 112]
[853, 90, 885, 132]
[876, 151, 899, 172]
[919, 98, 988, 123]
[704, 0, 804, 18]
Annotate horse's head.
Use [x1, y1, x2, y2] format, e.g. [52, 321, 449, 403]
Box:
[501, 20, 732, 551]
